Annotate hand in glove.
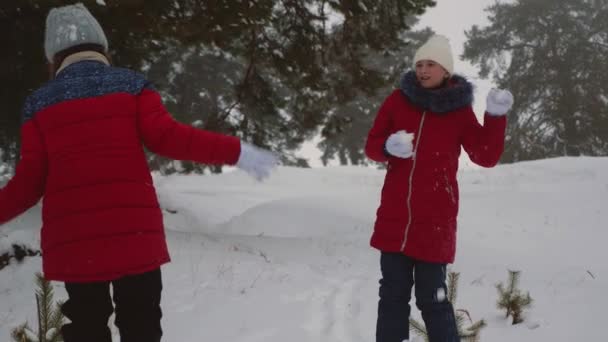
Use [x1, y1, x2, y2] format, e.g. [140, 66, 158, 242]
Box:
[486, 89, 514, 116]
[236, 142, 278, 181]
[385, 130, 414, 159]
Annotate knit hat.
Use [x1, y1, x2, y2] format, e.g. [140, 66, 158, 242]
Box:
[44, 3, 108, 62]
[412, 34, 454, 75]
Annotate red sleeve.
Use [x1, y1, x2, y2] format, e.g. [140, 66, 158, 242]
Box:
[136, 88, 241, 165]
[461, 108, 507, 168]
[365, 93, 395, 163]
[0, 120, 48, 225]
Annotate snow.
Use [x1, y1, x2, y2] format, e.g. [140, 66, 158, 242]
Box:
[0, 212, 40, 256]
[436, 288, 446, 302]
[386, 131, 415, 158]
[67, 24, 78, 42]
[1, 157, 607, 341]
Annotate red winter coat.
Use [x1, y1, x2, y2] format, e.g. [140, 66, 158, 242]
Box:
[366, 72, 506, 263]
[0, 60, 241, 282]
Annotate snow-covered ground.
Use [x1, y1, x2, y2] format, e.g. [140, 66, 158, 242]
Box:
[1, 157, 606, 341]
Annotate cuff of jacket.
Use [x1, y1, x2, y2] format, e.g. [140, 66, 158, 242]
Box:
[383, 141, 392, 158]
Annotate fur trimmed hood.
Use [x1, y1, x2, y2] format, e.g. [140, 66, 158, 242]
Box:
[399, 71, 474, 114]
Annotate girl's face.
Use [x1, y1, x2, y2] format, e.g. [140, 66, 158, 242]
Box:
[415, 60, 449, 89]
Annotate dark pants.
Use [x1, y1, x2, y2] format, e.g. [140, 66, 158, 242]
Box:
[61, 268, 163, 342]
[376, 252, 459, 342]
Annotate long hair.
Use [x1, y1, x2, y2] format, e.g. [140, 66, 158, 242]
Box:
[48, 43, 111, 80]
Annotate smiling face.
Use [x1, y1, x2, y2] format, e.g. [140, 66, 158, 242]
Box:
[415, 59, 450, 89]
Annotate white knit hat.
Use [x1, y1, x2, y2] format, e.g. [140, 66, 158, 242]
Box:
[412, 34, 454, 75]
[44, 3, 108, 62]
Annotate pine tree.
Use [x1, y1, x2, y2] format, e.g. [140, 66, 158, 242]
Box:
[410, 271, 486, 342]
[462, 0, 608, 163]
[318, 27, 435, 166]
[11, 273, 65, 342]
[496, 270, 532, 325]
[0, 0, 436, 170]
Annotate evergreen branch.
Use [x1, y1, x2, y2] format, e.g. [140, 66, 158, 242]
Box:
[48, 303, 65, 342]
[456, 309, 473, 324]
[11, 323, 34, 342]
[507, 270, 520, 294]
[36, 295, 44, 342]
[520, 293, 533, 307]
[497, 294, 510, 310]
[455, 312, 466, 330]
[47, 327, 63, 342]
[467, 319, 487, 332]
[496, 282, 506, 297]
[448, 271, 459, 304]
[501, 42, 539, 50]
[497, 270, 533, 324]
[36, 272, 55, 342]
[409, 318, 429, 341]
[446, 270, 487, 341]
[461, 333, 481, 342]
[12, 273, 66, 342]
[218, 24, 259, 125]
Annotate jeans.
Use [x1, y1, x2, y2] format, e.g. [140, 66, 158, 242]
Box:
[376, 252, 459, 342]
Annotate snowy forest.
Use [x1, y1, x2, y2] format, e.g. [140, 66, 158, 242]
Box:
[1, 0, 606, 173]
[1, 1, 607, 341]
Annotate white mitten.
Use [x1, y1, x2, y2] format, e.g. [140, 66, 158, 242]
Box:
[236, 143, 278, 181]
[486, 89, 514, 116]
[385, 130, 414, 158]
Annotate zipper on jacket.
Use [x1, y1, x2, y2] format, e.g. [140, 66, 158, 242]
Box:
[400, 111, 427, 252]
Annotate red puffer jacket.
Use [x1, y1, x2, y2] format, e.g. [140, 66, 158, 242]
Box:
[0, 60, 240, 282]
[366, 72, 506, 263]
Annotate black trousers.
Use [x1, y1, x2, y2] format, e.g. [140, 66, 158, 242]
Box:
[61, 268, 163, 342]
[376, 252, 459, 342]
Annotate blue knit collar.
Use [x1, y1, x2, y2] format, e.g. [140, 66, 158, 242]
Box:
[399, 71, 474, 114]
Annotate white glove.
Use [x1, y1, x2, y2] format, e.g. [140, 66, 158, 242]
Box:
[385, 130, 414, 158]
[236, 142, 278, 181]
[486, 88, 514, 116]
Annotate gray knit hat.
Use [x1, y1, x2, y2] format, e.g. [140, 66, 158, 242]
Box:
[44, 3, 108, 62]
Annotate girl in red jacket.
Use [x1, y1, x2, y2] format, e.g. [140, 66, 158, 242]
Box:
[0, 4, 277, 342]
[366, 35, 513, 342]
